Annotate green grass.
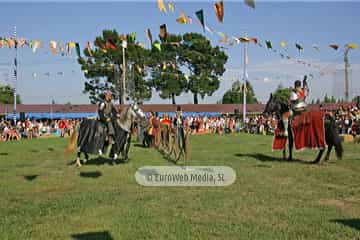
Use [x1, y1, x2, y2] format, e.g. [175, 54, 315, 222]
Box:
[0, 134, 360, 240]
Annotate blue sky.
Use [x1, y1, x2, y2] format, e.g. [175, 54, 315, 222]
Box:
[0, 1, 360, 104]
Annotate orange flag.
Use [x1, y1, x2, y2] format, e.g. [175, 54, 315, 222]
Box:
[214, 1, 224, 23]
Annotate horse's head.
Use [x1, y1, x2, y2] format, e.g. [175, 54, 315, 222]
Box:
[263, 93, 282, 118]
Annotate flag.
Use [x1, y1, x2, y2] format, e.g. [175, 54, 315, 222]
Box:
[159, 24, 167, 41]
[265, 40, 272, 49]
[205, 25, 214, 34]
[153, 42, 161, 51]
[157, 0, 167, 13]
[168, 2, 174, 12]
[329, 44, 339, 50]
[249, 38, 258, 44]
[219, 34, 228, 44]
[239, 37, 250, 42]
[86, 41, 93, 56]
[217, 32, 226, 38]
[195, 9, 205, 32]
[280, 41, 287, 49]
[106, 39, 117, 50]
[32, 40, 41, 53]
[346, 43, 358, 49]
[244, 0, 255, 9]
[129, 32, 136, 42]
[75, 43, 81, 57]
[176, 12, 189, 24]
[50, 40, 57, 54]
[146, 29, 153, 45]
[214, 1, 224, 23]
[295, 43, 303, 53]
[312, 44, 320, 51]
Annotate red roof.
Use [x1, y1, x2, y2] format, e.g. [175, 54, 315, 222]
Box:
[0, 103, 355, 114]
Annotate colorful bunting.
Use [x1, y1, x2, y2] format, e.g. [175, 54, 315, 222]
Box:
[153, 42, 161, 51]
[75, 43, 81, 57]
[168, 2, 174, 12]
[157, 0, 167, 13]
[176, 12, 189, 24]
[159, 24, 168, 41]
[50, 41, 57, 54]
[146, 29, 153, 45]
[195, 9, 205, 32]
[329, 44, 339, 50]
[265, 40, 272, 49]
[312, 44, 320, 51]
[244, 0, 255, 9]
[214, 1, 224, 23]
[346, 43, 358, 49]
[295, 43, 303, 53]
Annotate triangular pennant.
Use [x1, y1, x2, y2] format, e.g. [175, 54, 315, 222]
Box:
[146, 29, 153, 46]
[244, 0, 255, 9]
[168, 2, 174, 12]
[195, 9, 205, 32]
[153, 42, 161, 51]
[157, 0, 167, 13]
[214, 1, 224, 23]
[346, 43, 358, 49]
[159, 24, 167, 41]
[295, 43, 303, 53]
[265, 40, 272, 49]
[329, 44, 339, 50]
[75, 43, 81, 57]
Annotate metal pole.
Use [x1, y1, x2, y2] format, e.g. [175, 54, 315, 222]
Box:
[122, 40, 127, 105]
[344, 47, 350, 102]
[13, 26, 17, 126]
[242, 36, 248, 124]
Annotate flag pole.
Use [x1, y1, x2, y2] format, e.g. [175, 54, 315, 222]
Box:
[13, 26, 18, 126]
[242, 33, 248, 124]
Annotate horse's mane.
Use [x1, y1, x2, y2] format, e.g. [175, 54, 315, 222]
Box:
[272, 95, 290, 114]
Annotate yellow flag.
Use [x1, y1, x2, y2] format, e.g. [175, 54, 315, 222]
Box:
[50, 40, 57, 54]
[280, 41, 286, 49]
[168, 2, 174, 12]
[157, 0, 167, 13]
[347, 43, 358, 49]
[176, 12, 188, 24]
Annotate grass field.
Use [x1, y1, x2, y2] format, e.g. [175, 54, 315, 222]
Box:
[0, 133, 360, 240]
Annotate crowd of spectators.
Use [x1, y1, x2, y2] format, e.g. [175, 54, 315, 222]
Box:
[0, 119, 79, 141]
[1, 104, 359, 142]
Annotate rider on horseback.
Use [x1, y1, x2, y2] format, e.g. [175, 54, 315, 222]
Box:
[173, 106, 185, 148]
[280, 76, 309, 137]
[98, 90, 117, 145]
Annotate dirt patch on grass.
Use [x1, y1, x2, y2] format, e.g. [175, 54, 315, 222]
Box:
[319, 195, 360, 208]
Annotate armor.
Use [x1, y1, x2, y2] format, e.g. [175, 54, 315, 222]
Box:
[98, 100, 116, 143]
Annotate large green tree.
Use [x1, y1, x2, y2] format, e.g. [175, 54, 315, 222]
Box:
[149, 34, 187, 104]
[222, 80, 258, 104]
[180, 33, 228, 104]
[78, 30, 152, 104]
[272, 84, 292, 105]
[0, 85, 21, 104]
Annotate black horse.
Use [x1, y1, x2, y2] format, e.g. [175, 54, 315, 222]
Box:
[263, 94, 343, 163]
[67, 104, 146, 166]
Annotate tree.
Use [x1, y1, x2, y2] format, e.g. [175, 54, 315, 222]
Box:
[180, 33, 228, 104]
[0, 85, 21, 104]
[272, 84, 291, 105]
[78, 30, 152, 104]
[222, 80, 258, 104]
[149, 34, 187, 104]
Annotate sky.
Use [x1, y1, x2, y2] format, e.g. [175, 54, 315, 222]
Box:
[0, 1, 360, 104]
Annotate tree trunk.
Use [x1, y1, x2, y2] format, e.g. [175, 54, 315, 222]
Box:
[171, 93, 176, 105]
[193, 92, 198, 104]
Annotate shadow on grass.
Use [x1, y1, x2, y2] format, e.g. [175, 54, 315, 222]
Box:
[133, 143, 150, 148]
[71, 231, 113, 240]
[47, 147, 55, 151]
[79, 171, 102, 178]
[234, 153, 303, 164]
[29, 149, 39, 153]
[332, 219, 360, 231]
[0, 152, 9, 155]
[24, 174, 38, 181]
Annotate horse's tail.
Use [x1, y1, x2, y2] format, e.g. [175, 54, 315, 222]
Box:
[66, 128, 78, 154]
[326, 114, 343, 159]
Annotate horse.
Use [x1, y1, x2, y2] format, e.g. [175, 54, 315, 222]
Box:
[66, 103, 146, 166]
[263, 93, 343, 163]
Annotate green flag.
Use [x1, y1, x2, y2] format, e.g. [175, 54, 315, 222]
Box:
[195, 9, 205, 32]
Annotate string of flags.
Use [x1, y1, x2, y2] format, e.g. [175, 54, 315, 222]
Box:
[151, 0, 358, 78]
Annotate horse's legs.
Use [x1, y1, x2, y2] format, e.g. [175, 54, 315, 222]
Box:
[282, 149, 287, 160]
[84, 153, 89, 164]
[287, 126, 293, 161]
[313, 149, 325, 164]
[324, 145, 333, 162]
[76, 151, 82, 167]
